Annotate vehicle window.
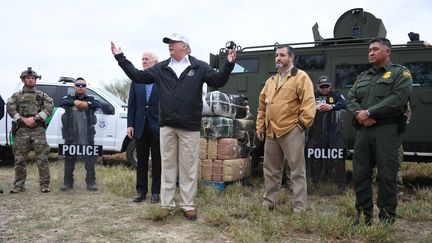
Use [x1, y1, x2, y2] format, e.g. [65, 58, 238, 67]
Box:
[36, 85, 59, 106]
[335, 64, 370, 88]
[404, 62, 432, 87]
[295, 54, 326, 70]
[232, 58, 259, 73]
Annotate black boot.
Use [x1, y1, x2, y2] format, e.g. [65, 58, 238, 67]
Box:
[354, 211, 373, 226]
[60, 184, 73, 192]
[63, 156, 76, 191]
[85, 157, 97, 191]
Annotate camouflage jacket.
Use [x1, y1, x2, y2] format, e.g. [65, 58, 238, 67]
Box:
[7, 87, 54, 123]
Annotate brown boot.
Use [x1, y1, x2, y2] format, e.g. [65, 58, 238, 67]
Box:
[184, 209, 198, 221]
[10, 186, 26, 193]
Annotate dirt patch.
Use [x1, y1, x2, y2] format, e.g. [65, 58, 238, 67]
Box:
[0, 165, 230, 242]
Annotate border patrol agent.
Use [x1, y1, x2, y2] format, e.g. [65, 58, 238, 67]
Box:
[347, 38, 412, 225]
[315, 76, 346, 112]
[312, 75, 347, 193]
[59, 77, 102, 192]
[7, 67, 53, 193]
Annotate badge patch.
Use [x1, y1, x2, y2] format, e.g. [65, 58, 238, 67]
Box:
[329, 97, 334, 104]
[383, 71, 391, 79]
[187, 69, 195, 76]
[98, 120, 107, 129]
[403, 70, 412, 78]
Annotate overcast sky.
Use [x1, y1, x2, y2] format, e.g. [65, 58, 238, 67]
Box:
[1, 0, 431, 98]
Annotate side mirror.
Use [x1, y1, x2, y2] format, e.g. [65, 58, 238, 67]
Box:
[102, 103, 115, 115]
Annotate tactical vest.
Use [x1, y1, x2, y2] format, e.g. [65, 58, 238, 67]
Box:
[17, 92, 44, 117]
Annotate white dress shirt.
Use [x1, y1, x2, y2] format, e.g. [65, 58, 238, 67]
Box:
[168, 55, 191, 78]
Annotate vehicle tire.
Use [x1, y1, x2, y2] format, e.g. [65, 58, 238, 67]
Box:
[126, 140, 137, 168]
[0, 145, 14, 165]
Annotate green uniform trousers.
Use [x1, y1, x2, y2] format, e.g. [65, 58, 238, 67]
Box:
[353, 123, 399, 220]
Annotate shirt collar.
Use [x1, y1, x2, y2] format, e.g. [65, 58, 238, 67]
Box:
[278, 66, 293, 78]
[22, 86, 35, 93]
[169, 55, 191, 66]
[370, 61, 392, 74]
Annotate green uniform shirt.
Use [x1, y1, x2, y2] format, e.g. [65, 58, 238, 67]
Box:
[347, 61, 413, 120]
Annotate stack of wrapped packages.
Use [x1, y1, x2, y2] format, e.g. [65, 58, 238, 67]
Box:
[199, 91, 255, 182]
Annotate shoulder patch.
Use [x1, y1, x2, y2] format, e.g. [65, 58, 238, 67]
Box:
[403, 69, 412, 78]
[383, 71, 392, 79]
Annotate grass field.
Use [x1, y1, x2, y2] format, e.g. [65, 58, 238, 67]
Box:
[1, 158, 432, 242]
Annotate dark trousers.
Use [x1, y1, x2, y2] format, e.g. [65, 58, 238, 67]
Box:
[135, 123, 161, 195]
[353, 124, 399, 219]
[64, 155, 96, 186]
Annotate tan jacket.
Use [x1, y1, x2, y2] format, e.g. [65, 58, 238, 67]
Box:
[256, 67, 315, 139]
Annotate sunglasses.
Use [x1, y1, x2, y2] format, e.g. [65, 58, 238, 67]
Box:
[75, 83, 87, 88]
[319, 84, 330, 89]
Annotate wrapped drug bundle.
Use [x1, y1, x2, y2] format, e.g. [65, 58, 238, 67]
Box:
[199, 138, 208, 160]
[202, 91, 247, 119]
[233, 118, 255, 147]
[201, 116, 234, 139]
[229, 94, 247, 119]
[202, 91, 235, 118]
[222, 158, 251, 182]
[217, 138, 239, 160]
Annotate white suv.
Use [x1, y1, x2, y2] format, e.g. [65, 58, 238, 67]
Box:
[0, 78, 136, 166]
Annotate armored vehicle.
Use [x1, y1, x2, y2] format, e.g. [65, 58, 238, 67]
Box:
[210, 8, 432, 162]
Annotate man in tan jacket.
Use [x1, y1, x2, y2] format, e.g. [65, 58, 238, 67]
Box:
[256, 45, 315, 213]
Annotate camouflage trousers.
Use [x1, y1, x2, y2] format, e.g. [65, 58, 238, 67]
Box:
[13, 126, 50, 188]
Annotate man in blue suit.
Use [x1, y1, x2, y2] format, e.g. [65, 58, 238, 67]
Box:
[127, 51, 161, 203]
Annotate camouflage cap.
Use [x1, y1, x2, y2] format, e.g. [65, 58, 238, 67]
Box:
[20, 67, 41, 79]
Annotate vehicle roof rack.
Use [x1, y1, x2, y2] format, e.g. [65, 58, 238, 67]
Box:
[58, 77, 75, 84]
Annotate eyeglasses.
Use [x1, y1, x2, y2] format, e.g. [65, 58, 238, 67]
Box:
[75, 83, 87, 88]
[319, 84, 330, 89]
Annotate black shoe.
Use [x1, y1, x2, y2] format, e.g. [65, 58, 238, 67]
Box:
[353, 211, 373, 226]
[133, 192, 146, 202]
[150, 194, 160, 203]
[86, 184, 98, 191]
[379, 216, 395, 225]
[0, 188, 3, 194]
[60, 185, 73, 192]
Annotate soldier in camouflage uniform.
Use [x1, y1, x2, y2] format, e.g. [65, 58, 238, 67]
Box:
[348, 38, 412, 225]
[7, 67, 53, 193]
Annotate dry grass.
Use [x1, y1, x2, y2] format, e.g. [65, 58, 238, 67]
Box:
[1, 159, 432, 242]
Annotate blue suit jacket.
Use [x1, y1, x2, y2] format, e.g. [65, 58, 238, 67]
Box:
[127, 82, 160, 139]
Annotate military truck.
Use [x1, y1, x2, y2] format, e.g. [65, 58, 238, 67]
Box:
[210, 8, 432, 162]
